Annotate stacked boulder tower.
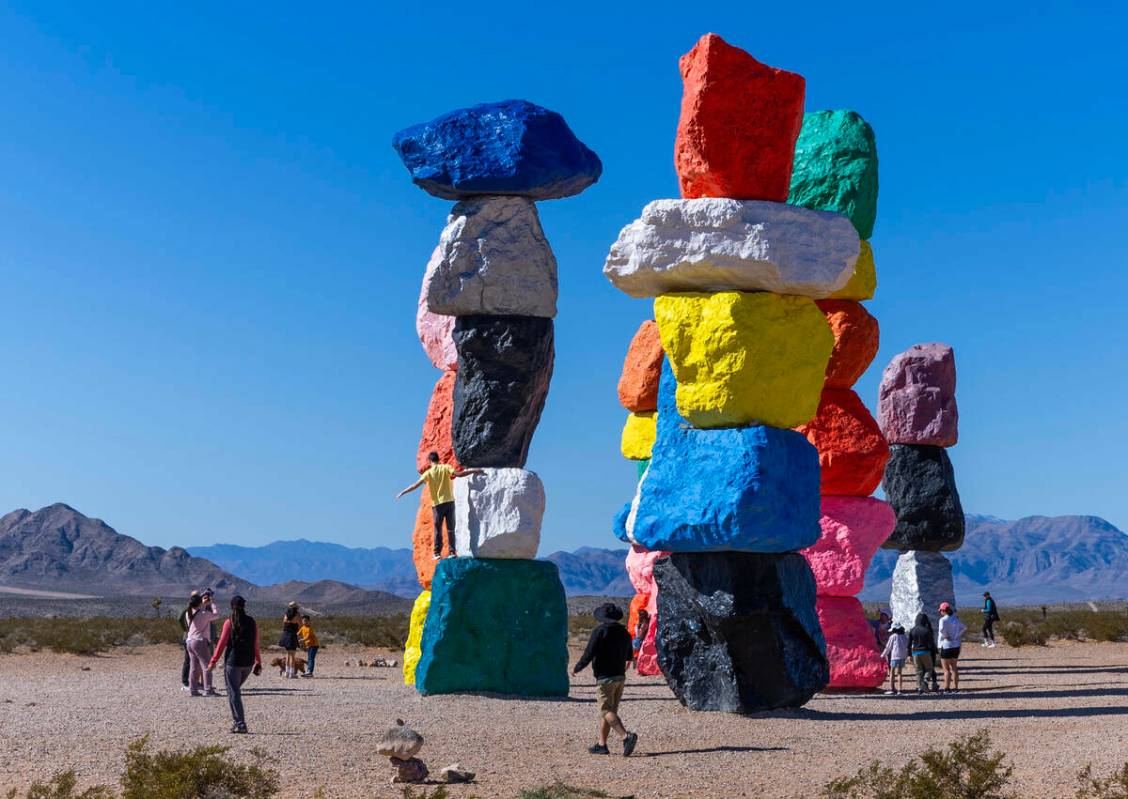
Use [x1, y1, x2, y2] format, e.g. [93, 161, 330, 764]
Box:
[393, 100, 602, 696]
[878, 343, 962, 631]
[603, 33, 885, 712]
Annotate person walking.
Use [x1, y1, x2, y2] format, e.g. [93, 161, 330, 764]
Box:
[185, 589, 220, 696]
[981, 591, 1000, 647]
[396, 452, 484, 560]
[207, 595, 262, 734]
[573, 603, 639, 757]
[178, 591, 198, 692]
[279, 602, 302, 678]
[298, 614, 319, 678]
[907, 613, 936, 694]
[937, 602, 967, 693]
[881, 624, 908, 695]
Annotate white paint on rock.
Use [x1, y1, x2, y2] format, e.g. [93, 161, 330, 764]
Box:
[426, 196, 558, 318]
[890, 550, 956, 632]
[454, 468, 545, 559]
[603, 198, 859, 298]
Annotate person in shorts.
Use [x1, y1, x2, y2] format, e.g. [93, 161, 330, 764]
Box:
[396, 452, 483, 559]
[937, 601, 967, 693]
[881, 624, 908, 695]
[572, 603, 638, 757]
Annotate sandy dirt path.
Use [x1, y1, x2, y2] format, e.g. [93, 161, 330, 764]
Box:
[2, 641, 1127, 798]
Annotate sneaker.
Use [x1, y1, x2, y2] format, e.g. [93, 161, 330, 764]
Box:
[189, 691, 202, 697]
[204, 690, 219, 697]
[623, 732, 639, 757]
[180, 685, 191, 693]
[587, 744, 609, 755]
[230, 725, 248, 734]
[432, 554, 441, 561]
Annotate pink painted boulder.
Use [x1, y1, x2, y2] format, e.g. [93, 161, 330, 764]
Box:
[802, 496, 896, 596]
[625, 543, 668, 596]
[635, 611, 661, 676]
[877, 343, 957, 447]
[416, 246, 458, 371]
[816, 596, 887, 689]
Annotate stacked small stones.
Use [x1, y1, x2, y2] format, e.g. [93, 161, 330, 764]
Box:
[878, 344, 962, 631]
[789, 112, 896, 689]
[604, 33, 870, 712]
[393, 100, 601, 696]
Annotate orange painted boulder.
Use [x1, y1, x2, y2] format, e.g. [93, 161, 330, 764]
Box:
[797, 389, 889, 496]
[617, 320, 664, 412]
[628, 593, 649, 638]
[816, 596, 887, 689]
[416, 371, 460, 473]
[817, 300, 879, 389]
[412, 488, 453, 589]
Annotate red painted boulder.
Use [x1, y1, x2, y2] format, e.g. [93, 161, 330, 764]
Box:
[617, 320, 664, 412]
[878, 343, 959, 447]
[416, 246, 458, 371]
[817, 300, 879, 389]
[797, 389, 889, 496]
[802, 496, 896, 596]
[635, 611, 661, 677]
[412, 488, 453, 590]
[816, 596, 887, 689]
[416, 371, 461, 473]
[675, 33, 805, 201]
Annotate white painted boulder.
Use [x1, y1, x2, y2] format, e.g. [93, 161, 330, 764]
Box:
[603, 198, 859, 298]
[426, 197, 558, 318]
[454, 468, 544, 558]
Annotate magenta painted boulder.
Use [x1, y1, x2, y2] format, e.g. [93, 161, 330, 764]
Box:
[816, 596, 887, 689]
[635, 611, 661, 676]
[877, 343, 957, 447]
[802, 497, 895, 597]
[416, 246, 458, 371]
[625, 544, 668, 596]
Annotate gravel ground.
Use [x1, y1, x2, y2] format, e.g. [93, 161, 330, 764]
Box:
[2, 640, 1127, 798]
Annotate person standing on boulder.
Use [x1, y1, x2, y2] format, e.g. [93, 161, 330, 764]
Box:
[572, 603, 639, 757]
[396, 452, 484, 559]
[981, 591, 1000, 647]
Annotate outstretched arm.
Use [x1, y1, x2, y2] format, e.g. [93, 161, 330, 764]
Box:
[396, 478, 425, 499]
[452, 468, 485, 478]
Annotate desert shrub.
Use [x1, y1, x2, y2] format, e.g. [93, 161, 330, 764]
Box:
[998, 621, 1047, 647]
[4, 771, 114, 799]
[313, 615, 409, 648]
[1077, 763, 1128, 799]
[823, 730, 1014, 799]
[0, 618, 182, 655]
[568, 615, 599, 640]
[118, 735, 278, 799]
[517, 786, 614, 799]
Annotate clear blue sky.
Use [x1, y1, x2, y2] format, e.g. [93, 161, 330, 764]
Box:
[1, 2, 1126, 552]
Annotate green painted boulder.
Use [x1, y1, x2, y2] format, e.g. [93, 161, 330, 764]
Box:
[636, 458, 650, 479]
[788, 110, 878, 239]
[415, 558, 569, 697]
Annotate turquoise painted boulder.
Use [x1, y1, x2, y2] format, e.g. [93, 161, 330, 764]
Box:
[788, 110, 878, 239]
[415, 558, 569, 697]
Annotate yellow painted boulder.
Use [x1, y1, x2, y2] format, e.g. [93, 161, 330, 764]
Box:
[403, 589, 431, 686]
[655, 291, 833, 429]
[829, 240, 876, 301]
[620, 411, 657, 460]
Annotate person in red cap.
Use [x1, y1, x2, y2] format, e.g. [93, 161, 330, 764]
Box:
[937, 602, 966, 693]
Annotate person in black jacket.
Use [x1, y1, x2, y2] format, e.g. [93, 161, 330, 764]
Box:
[907, 613, 939, 694]
[981, 592, 1000, 647]
[573, 603, 639, 757]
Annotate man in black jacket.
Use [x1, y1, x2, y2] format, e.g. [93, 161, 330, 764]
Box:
[573, 603, 639, 756]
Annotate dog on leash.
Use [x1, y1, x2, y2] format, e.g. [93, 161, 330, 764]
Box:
[268, 656, 306, 676]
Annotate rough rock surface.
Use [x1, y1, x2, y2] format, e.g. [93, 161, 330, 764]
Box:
[617, 362, 821, 552]
[818, 300, 880, 389]
[392, 99, 602, 201]
[829, 240, 876, 301]
[628, 593, 649, 637]
[390, 758, 429, 785]
[655, 291, 833, 429]
[816, 596, 888, 689]
[415, 558, 569, 696]
[617, 320, 664, 412]
[451, 316, 553, 467]
[604, 199, 859, 299]
[626, 544, 667, 597]
[416, 371, 460, 473]
[412, 488, 451, 590]
[788, 110, 879, 239]
[890, 550, 955, 631]
[417, 246, 458, 371]
[882, 444, 965, 551]
[655, 552, 827, 712]
[453, 468, 544, 559]
[377, 720, 424, 760]
[802, 496, 896, 597]
[403, 590, 431, 686]
[878, 343, 959, 447]
[674, 33, 805, 201]
[626, 546, 666, 677]
[620, 412, 656, 460]
[426, 197, 558, 318]
[796, 388, 890, 496]
[635, 612, 661, 677]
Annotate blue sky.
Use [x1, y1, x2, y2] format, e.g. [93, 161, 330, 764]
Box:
[1, 2, 1126, 552]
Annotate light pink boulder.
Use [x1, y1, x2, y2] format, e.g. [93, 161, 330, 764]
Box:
[877, 343, 957, 447]
[416, 246, 458, 371]
[816, 596, 887, 689]
[802, 496, 896, 597]
[626, 545, 666, 677]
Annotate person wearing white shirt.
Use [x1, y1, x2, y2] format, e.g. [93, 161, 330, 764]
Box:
[881, 625, 908, 695]
[937, 602, 967, 693]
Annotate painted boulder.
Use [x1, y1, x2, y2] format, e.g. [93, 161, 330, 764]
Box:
[617, 320, 664, 412]
[403, 590, 431, 686]
[829, 240, 876, 301]
[417, 246, 458, 371]
[796, 388, 890, 497]
[625, 544, 667, 597]
[816, 596, 888, 689]
[453, 468, 544, 559]
[802, 496, 896, 597]
[415, 558, 569, 696]
[620, 411, 656, 460]
[890, 550, 955, 632]
[635, 611, 661, 677]
[392, 99, 602, 201]
[412, 488, 451, 590]
[878, 343, 958, 447]
[817, 300, 880, 390]
[881, 444, 965, 551]
[416, 370, 460, 473]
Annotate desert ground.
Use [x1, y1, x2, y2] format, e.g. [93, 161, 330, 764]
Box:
[2, 640, 1127, 798]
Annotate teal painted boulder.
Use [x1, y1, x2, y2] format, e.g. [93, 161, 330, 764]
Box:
[415, 558, 569, 697]
[788, 110, 878, 239]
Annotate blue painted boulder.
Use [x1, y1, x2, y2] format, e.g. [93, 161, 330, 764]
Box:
[392, 100, 602, 201]
[615, 361, 821, 552]
[415, 557, 569, 697]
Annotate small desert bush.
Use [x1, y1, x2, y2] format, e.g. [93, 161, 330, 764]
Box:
[517, 786, 616, 799]
[823, 730, 1014, 799]
[4, 770, 114, 799]
[998, 620, 1048, 647]
[1076, 763, 1128, 799]
[0, 617, 182, 655]
[314, 614, 409, 648]
[986, 607, 1128, 647]
[568, 614, 599, 640]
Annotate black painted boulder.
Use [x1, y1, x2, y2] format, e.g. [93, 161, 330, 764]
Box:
[452, 315, 554, 467]
[880, 444, 965, 551]
[654, 552, 828, 712]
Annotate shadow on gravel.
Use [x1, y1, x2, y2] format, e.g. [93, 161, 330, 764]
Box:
[640, 745, 787, 757]
[800, 704, 1128, 721]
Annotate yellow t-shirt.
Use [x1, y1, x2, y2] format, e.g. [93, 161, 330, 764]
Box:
[298, 624, 319, 648]
[422, 464, 455, 506]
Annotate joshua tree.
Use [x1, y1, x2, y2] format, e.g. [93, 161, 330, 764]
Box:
[151, 597, 162, 619]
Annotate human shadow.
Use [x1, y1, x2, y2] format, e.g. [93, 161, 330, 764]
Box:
[799, 704, 1128, 722]
[640, 745, 787, 757]
[241, 688, 313, 696]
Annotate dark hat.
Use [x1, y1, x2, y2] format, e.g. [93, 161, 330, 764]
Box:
[593, 603, 623, 623]
[983, 591, 991, 596]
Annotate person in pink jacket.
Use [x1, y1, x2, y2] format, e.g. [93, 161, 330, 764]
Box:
[207, 595, 262, 734]
[185, 589, 219, 696]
